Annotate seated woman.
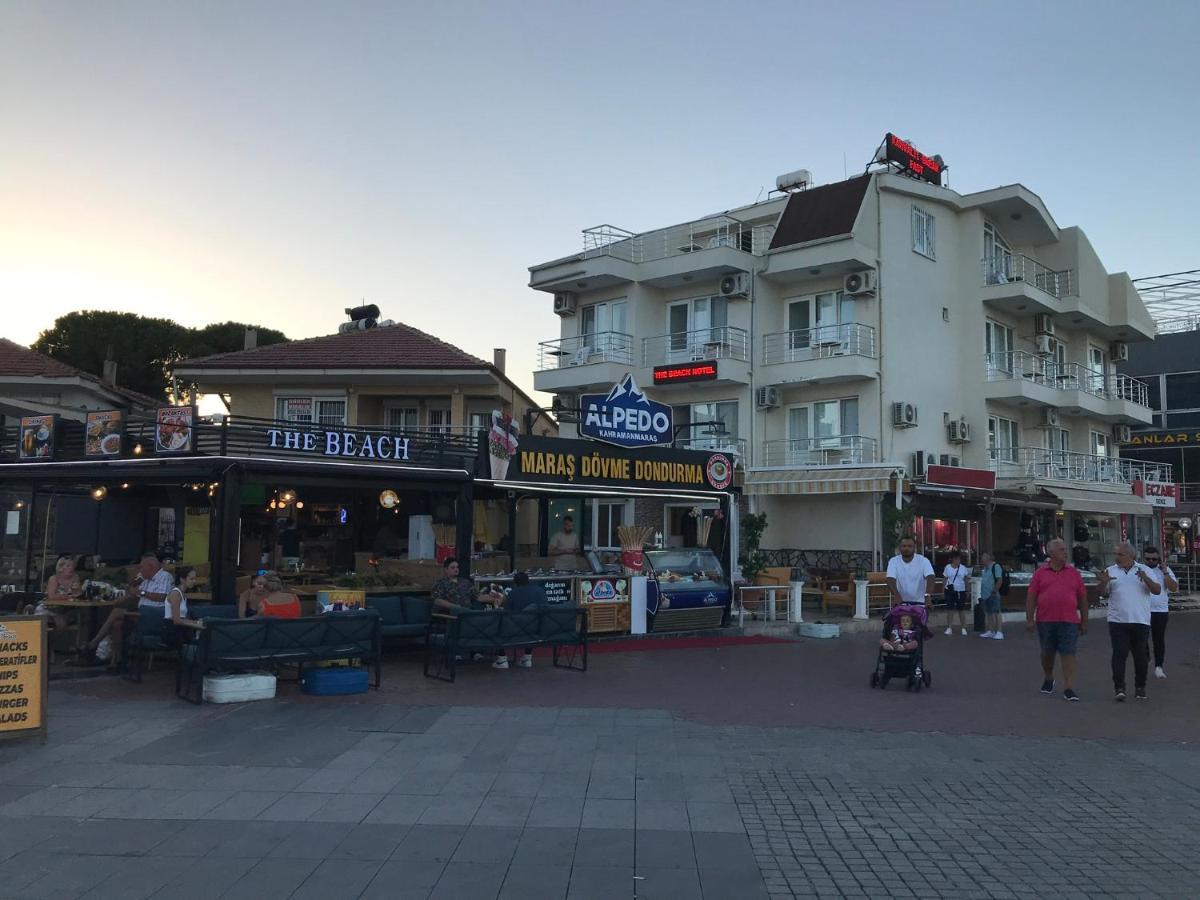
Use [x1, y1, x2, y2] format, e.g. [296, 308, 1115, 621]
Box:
[238, 571, 271, 618]
[32, 554, 78, 630]
[255, 573, 302, 618]
[165, 567, 194, 625]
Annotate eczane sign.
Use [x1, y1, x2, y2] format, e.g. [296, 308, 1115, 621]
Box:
[1133, 479, 1177, 509]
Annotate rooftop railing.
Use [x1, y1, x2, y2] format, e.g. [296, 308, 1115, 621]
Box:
[582, 218, 775, 264]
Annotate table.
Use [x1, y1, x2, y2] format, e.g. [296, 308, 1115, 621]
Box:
[41, 598, 121, 656]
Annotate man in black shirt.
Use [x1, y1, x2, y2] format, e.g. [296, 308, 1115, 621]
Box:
[505, 572, 548, 669]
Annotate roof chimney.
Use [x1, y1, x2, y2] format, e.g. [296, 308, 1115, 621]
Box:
[243, 328, 258, 350]
[101, 344, 117, 386]
[493, 348, 506, 373]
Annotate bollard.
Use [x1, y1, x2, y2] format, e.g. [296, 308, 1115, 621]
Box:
[854, 580, 869, 620]
[789, 580, 805, 623]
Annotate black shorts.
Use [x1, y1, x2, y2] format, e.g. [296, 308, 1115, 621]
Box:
[943, 588, 967, 611]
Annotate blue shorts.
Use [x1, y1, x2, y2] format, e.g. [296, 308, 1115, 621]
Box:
[982, 593, 1002, 615]
[1037, 621, 1079, 656]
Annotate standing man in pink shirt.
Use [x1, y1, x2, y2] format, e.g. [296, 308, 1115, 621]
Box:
[1025, 538, 1088, 701]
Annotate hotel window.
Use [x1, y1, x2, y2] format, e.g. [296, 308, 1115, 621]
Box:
[468, 412, 490, 434]
[671, 401, 738, 450]
[666, 296, 729, 357]
[984, 320, 1014, 374]
[385, 406, 418, 430]
[988, 415, 1019, 463]
[1091, 431, 1111, 459]
[428, 409, 452, 433]
[274, 396, 347, 426]
[983, 222, 1013, 284]
[786, 292, 855, 351]
[912, 206, 936, 260]
[579, 300, 629, 362]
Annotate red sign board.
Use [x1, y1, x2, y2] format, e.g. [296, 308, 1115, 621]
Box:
[883, 133, 944, 186]
[926, 465, 996, 492]
[1133, 479, 1178, 509]
[653, 362, 718, 385]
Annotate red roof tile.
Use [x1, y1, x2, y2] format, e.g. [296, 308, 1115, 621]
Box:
[0, 339, 159, 408]
[176, 322, 490, 370]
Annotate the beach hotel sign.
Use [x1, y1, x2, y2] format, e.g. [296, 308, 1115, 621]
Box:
[267, 428, 411, 461]
[580, 374, 673, 449]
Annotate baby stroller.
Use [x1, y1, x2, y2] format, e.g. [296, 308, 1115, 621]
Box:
[870, 603, 933, 692]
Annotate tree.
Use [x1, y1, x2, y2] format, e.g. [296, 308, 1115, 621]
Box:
[31, 312, 288, 401]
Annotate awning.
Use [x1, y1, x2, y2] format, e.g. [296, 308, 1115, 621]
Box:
[1045, 486, 1157, 517]
[745, 467, 896, 496]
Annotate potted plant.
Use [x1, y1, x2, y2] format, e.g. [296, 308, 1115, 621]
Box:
[739, 512, 769, 584]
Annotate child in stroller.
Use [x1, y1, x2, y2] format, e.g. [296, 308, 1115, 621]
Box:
[870, 603, 933, 692]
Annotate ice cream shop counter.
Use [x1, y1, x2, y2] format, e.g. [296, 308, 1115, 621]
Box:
[473, 572, 632, 633]
[644, 548, 730, 632]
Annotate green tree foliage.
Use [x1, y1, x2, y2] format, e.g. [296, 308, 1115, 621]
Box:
[739, 511, 769, 583]
[31, 312, 287, 401]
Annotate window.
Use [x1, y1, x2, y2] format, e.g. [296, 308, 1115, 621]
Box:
[468, 412, 490, 433]
[428, 409, 452, 433]
[579, 299, 629, 361]
[912, 206, 936, 260]
[671, 401, 738, 450]
[1043, 427, 1070, 453]
[788, 399, 859, 442]
[274, 396, 347, 427]
[667, 296, 729, 358]
[985, 320, 1014, 373]
[983, 222, 1012, 283]
[1164, 372, 1200, 411]
[786, 291, 855, 351]
[385, 406, 418, 430]
[988, 415, 1019, 463]
[582, 499, 630, 550]
[1091, 431, 1111, 459]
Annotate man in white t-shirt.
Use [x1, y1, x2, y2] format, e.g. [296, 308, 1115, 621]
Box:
[1099, 541, 1160, 701]
[886, 535, 935, 608]
[1141, 546, 1178, 680]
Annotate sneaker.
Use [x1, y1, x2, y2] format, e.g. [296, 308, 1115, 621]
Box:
[518, 654, 533, 669]
[1063, 689, 1079, 702]
[979, 631, 994, 639]
[470, 652, 485, 663]
[961, 628, 968, 636]
[1154, 666, 1166, 679]
[1040, 679, 1055, 694]
[1135, 689, 1148, 701]
[992, 632, 1004, 640]
[944, 627, 953, 636]
[1115, 689, 1127, 702]
[492, 656, 509, 669]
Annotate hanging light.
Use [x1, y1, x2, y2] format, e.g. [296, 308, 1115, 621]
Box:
[379, 489, 400, 509]
[295, 501, 305, 510]
[132, 443, 143, 456]
[280, 489, 296, 503]
[90, 486, 108, 501]
[14, 501, 25, 510]
[120, 483, 130, 490]
[269, 499, 278, 510]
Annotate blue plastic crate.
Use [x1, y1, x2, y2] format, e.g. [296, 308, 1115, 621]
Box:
[300, 666, 369, 696]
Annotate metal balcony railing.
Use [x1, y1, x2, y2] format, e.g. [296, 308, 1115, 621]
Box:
[537, 332, 636, 371]
[761, 435, 877, 468]
[762, 323, 877, 365]
[582, 218, 775, 264]
[1178, 483, 1200, 503]
[642, 326, 749, 368]
[674, 436, 747, 461]
[988, 447, 1172, 485]
[984, 352, 1150, 408]
[982, 255, 1075, 299]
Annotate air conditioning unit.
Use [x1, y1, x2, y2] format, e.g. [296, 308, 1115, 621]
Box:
[911, 450, 939, 478]
[843, 270, 877, 296]
[755, 386, 781, 409]
[1110, 341, 1129, 362]
[939, 454, 961, 468]
[1040, 407, 1059, 428]
[1034, 334, 1054, 355]
[1034, 314, 1056, 336]
[1112, 424, 1132, 443]
[718, 273, 750, 299]
[947, 419, 971, 444]
[891, 401, 918, 428]
[553, 292, 577, 317]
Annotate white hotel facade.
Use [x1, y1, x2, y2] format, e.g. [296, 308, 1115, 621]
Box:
[528, 161, 1171, 572]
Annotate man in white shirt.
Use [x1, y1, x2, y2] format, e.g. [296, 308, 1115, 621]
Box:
[1099, 541, 1160, 701]
[886, 535, 935, 608]
[1141, 546, 1178, 679]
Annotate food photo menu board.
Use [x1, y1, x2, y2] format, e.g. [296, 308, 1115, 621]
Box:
[155, 406, 196, 454]
[85, 411, 125, 458]
[17, 415, 57, 461]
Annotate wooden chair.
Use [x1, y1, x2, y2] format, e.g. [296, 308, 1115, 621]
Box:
[738, 567, 794, 617]
[866, 572, 891, 615]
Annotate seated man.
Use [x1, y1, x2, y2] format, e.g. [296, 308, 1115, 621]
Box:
[431, 558, 506, 668]
[504, 571, 549, 670]
[87, 551, 173, 669]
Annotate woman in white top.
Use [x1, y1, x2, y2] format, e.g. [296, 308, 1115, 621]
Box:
[941, 551, 969, 636]
[165, 567, 194, 625]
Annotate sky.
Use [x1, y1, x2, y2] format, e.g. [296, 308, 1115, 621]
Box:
[2, 0, 1199, 404]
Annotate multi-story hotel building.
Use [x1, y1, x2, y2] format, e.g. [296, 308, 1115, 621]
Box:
[529, 149, 1169, 572]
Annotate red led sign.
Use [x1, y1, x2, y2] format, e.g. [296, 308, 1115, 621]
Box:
[884, 133, 943, 186]
[653, 362, 718, 385]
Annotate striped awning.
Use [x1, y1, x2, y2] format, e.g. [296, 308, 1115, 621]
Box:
[745, 467, 898, 496]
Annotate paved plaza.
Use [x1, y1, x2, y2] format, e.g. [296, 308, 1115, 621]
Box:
[1, 616, 1199, 898]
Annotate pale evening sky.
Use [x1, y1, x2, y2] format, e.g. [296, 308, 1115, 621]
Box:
[2, 0, 1198, 402]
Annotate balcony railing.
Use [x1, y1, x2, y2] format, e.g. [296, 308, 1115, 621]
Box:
[1179, 483, 1200, 504]
[761, 435, 877, 468]
[642, 326, 750, 368]
[582, 218, 775, 264]
[762, 323, 877, 366]
[537, 331, 636, 371]
[675, 436, 748, 461]
[984, 352, 1150, 407]
[982, 255, 1075, 299]
[988, 447, 1172, 485]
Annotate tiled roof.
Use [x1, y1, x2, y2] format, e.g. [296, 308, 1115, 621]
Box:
[0, 339, 159, 408]
[768, 175, 871, 251]
[176, 322, 490, 370]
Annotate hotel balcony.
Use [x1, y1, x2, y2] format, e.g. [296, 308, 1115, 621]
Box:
[533, 331, 642, 393]
[760, 435, 878, 468]
[982, 352, 1153, 425]
[989, 447, 1172, 487]
[761, 323, 878, 386]
[674, 436, 748, 464]
[529, 217, 775, 293]
[980, 255, 1075, 316]
[641, 326, 751, 386]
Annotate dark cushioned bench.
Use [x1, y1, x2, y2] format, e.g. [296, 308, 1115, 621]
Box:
[366, 594, 432, 640]
[176, 612, 381, 703]
[423, 606, 587, 682]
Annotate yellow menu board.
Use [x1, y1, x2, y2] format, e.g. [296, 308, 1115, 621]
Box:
[0, 617, 46, 740]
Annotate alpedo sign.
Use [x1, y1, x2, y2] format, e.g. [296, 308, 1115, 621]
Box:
[579, 374, 673, 449]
